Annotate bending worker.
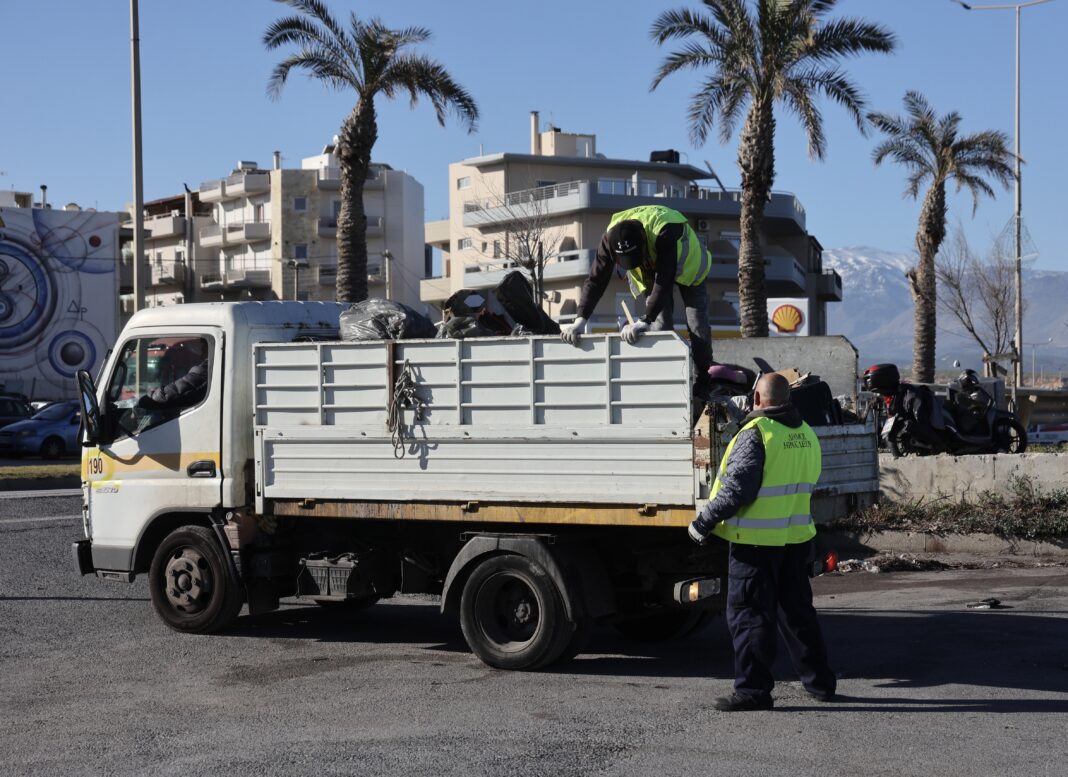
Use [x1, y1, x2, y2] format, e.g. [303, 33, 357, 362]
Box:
[560, 204, 713, 391]
[689, 372, 836, 712]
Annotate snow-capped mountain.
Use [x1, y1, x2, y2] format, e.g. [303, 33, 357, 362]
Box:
[823, 246, 1068, 375]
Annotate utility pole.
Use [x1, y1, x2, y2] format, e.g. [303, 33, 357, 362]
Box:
[952, 0, 1055, 388]
[130, 0, 146, 313]
[383, 249, 393, 300]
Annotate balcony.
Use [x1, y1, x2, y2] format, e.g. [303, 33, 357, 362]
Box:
[317, 167, 340, 190]
[199, 178, 225, 201]
[420, 276, 451, 304]
[199, 258, 272, 291]
[366, 216, 383, 236]
[463, 181, 588, 228]
[318, 216, 336, 237]
[150, 261, 186, 286]
[224, 171, 269, 197]
[461, 249, 595, 290]
[462, 180, 807, 234]
[705, 245, 808, 296]
[200, 220, 272, 247]
[145, 215, 187, 239]
[816, 269, 843, 301]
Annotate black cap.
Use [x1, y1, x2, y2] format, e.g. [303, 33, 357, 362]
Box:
[607, 220, 646, 269]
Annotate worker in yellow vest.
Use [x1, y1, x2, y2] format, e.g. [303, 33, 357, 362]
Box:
[560, 205, 713, 393]
[689, 372, 836, 712]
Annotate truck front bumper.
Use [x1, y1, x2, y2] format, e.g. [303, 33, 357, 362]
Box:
[72, 540, 95, 576]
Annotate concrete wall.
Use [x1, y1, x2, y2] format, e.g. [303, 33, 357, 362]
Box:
[879, 452, 1068, 502]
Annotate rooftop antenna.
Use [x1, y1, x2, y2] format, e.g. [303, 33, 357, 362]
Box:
[704, 160, 727, 192]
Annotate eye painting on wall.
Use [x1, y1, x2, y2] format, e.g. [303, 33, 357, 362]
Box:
[0, 207, 120, 401]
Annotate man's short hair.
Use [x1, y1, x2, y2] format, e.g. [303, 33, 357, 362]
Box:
[756, 372, 791, 406]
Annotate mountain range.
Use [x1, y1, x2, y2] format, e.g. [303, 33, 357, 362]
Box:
[823, 246, 1068, 378]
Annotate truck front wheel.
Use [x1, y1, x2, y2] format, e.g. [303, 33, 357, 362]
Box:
[148, 525, 243, 634]
[459, 555, 573, 670]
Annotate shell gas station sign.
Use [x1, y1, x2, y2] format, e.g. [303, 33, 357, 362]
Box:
[767, 299, 810, 336]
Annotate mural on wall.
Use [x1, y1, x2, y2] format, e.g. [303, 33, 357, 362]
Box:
[0, 207, 119, 400]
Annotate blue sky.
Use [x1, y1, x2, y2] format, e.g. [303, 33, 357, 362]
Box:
[2, 0, 1066, 267]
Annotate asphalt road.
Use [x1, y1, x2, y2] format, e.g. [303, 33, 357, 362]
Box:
[2, 493, 1067, 777]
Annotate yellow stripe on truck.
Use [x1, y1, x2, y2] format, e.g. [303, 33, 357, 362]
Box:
[82, 449, 221, 480]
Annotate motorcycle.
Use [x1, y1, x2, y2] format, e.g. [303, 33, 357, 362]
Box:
[863, 363, 1027, 457]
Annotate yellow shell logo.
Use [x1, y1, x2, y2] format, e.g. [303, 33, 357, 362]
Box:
[771, 304, 804, 334]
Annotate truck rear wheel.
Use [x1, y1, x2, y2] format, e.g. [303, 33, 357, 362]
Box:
[149, 525, 243, 634]
[459, 555, 573, 670]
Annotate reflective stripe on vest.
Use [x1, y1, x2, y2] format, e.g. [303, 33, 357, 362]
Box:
[606, 205, 711, 296]
[709, 416, 822, 546]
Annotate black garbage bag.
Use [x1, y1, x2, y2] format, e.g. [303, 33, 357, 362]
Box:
[436, 316, 499, 340]
[493, 271, 560, 335]
[339, 298, 437, 341]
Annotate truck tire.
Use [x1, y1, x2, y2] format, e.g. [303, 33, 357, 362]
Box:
[148, 525, 243, 634]
[459, 554, 573, 671]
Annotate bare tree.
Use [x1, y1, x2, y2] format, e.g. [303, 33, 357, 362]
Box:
[464, 180, 567, 308]
[936, 228, 1019, 378]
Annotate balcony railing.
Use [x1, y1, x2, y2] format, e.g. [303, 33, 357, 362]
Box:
[224, 171, 270, 196]
[200, 220, 271, 247]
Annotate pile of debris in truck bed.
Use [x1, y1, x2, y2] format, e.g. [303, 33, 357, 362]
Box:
[341, 270, 559, 343]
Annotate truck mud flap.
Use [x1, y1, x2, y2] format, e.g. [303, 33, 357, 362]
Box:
[72, 540, 95, 576]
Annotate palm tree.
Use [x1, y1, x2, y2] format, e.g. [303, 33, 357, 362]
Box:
[869, 91, 1012, 382]
[651, 0, 895, 337]
[264, 0, 478, 302]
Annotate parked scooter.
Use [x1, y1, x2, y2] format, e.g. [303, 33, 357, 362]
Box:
[863, 363, 1027, 457]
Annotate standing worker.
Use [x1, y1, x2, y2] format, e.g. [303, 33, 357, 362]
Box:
[560, 205, 714, 395]
[688, 372, 836, 711]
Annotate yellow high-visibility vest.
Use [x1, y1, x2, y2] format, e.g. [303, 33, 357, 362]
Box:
[606, 205, 711, 296]
[710, 416, 822, 546]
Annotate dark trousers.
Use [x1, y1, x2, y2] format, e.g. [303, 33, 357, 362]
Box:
[725, 540, 836, 701]
[647, 283, 713, 381]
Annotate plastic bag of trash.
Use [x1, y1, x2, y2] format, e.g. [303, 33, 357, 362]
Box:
[436, 316, 499, 340]
[493, 271, 561, 335]
[339, 298, 437, 341]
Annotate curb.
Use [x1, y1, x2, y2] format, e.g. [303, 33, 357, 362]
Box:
[822, 529, 1068, 558]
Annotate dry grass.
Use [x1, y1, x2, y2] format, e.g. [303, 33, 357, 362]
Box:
[0, 463, 79, 480]
[830, 475, 1068, 540]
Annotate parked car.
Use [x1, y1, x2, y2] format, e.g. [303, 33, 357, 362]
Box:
[0, 394, 33, 429]
[0, 400, 81, 459]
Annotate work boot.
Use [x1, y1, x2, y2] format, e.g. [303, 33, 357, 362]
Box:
[713, 693, 773, 712]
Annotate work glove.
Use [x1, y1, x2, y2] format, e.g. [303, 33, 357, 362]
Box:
[688, 521, 708, 545]
[560, 317, 587, 346]
[621, 319, 649, 344]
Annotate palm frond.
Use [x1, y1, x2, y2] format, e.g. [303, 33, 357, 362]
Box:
[953, 171, 998, 214]
[871, 137, 931, 172]
[650, 6, 722, 44]
[783, 81, 826, 160]
[799, 18, 896, 63]
[271, 0, 359, 65]
[794, 67, 867, 134]
[267, 48, 353, 99]
[380, 53, 479, 132]
[651, 42, 729, 91]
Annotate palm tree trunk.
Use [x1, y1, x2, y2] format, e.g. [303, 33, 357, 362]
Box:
[910, 183, 946, 382]
[336, 100, 378, 303]
[736, 101, 775, 338]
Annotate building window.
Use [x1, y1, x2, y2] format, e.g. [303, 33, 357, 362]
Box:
[636, 179, 657, 197]
[175, 250, 185, 265]
[293, 196, 307, 211]
[535, 180, 556, 189]
[254, 203, 265, 222]
[294, 244, 308, 260]
[333, 200, 341, 217]
[456, 177, 471, 190]
[458, 238, 472, 251]
[493, 240, 501, 259]
[597, 178, 627, 196]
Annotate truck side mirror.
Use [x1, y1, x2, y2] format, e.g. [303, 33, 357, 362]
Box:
[76, 370, 103, 446]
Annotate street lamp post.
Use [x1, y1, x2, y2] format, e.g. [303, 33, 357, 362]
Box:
[1026, 336, 1053, 386]
[952, 0, 1055, 389]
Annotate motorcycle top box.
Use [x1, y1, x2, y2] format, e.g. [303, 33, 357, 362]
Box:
[863, 363, 900, 394]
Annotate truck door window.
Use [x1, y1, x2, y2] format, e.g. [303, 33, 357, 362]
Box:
[105, 336, 212, 439]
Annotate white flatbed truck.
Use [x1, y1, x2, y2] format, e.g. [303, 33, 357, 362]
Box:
[73, 302, 877, 669]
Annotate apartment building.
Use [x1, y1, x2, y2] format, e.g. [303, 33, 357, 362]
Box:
[128, 192, 216, 311]
[196, 144, 425, 309]
[423, 113, 842, 337]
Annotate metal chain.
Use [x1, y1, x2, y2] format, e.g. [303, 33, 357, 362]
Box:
[387, 359, 425, 458]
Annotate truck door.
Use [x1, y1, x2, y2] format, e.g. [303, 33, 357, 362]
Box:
[84, 327, 224, 568]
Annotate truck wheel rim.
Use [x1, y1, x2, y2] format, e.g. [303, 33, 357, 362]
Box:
[163, 547, 213, 614]
[474, 573, 541, 652]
